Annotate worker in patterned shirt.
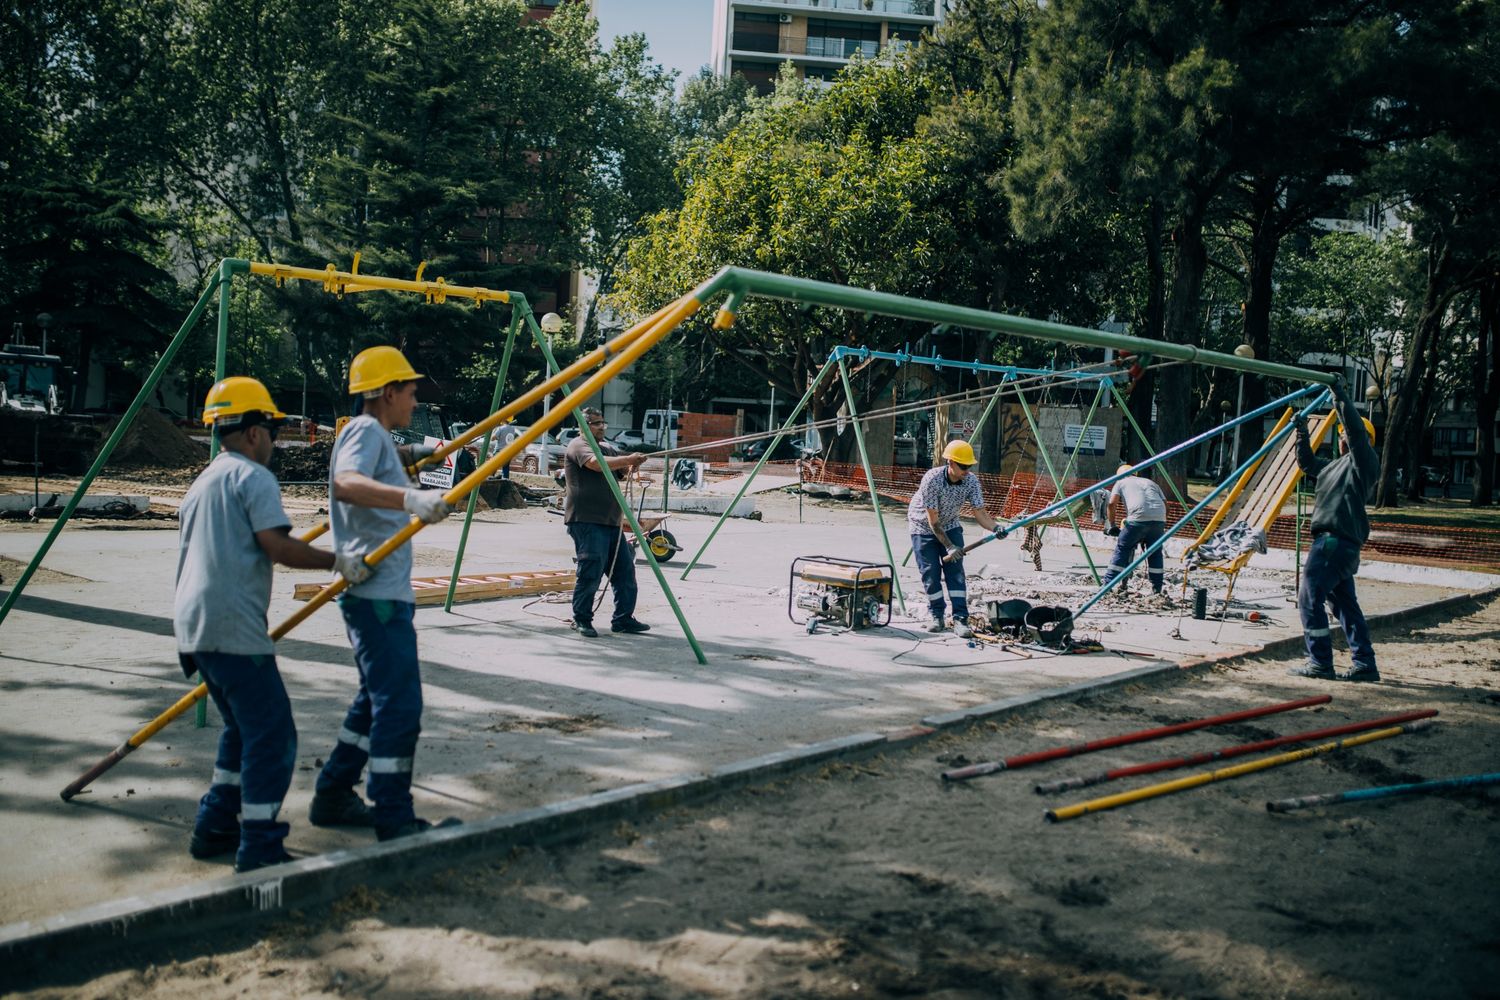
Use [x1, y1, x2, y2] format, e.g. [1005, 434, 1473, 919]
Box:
[907, 440, 1002, 638]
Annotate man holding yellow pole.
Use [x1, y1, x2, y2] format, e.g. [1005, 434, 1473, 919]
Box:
[178, 377, 366, 872]
[310, 346, 459, 841]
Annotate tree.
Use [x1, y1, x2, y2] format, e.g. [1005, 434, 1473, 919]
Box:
[613, 60, 966, 429]
[1365, 2, 1500, 506]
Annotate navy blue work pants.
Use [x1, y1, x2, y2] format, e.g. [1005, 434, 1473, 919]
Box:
[568, 522, 637, 627]
[317, 596, 422, 831]
[191, 652, 297, 869]
[1102, 521, 1166, 593]
[1298, 533, 1376, 671]
[912, 526, 968, 621]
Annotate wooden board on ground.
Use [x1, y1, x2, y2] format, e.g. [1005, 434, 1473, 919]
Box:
[293, 569, 575, 606]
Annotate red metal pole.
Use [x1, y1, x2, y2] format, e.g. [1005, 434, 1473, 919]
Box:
[1034, 708, 1438, 794]
[940, 694, 1331, 782]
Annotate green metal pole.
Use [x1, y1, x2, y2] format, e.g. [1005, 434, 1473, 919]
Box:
[443, 308, 522, 612]
[1014, 385, 1103, 584]
[680, 359, 835, 579]
[526, 312, 707, 664]
[198, 259, 236, 727]
[837, 357, 905, 611]
[0, 262, 243, 630]
[719, 268, 1335, 387]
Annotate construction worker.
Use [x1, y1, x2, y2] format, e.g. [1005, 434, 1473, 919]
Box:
[311, 345, 458, 841]
[177, 377, 369, 873]
[909, 439, 1001, 638]
[1288, 382, 1382, 682]
[1103, 463, 1170, 600]
[564, 406, 650, 638]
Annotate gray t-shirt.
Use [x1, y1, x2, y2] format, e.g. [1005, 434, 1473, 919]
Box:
[330, 414, 415, 603]
[174, 451, 291, 655]
[563, 437, 624, 527]
[1109, 476, 1167, 524]
[907, 465, 984, 536]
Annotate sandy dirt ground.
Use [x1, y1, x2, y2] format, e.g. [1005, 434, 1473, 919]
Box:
[8, 592, 1497, 1000]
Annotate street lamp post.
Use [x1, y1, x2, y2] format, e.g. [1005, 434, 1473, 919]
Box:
[1229, 343, 1255, 470]
[539, 312, 564, 420]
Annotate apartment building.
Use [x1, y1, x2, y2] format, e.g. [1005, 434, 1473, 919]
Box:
[710, 0, 943, 94]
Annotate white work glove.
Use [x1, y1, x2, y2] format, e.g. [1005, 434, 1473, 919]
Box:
[403, 488, 453, 524]
[943, 545, 962, 564]
[333, 551, 372, 585]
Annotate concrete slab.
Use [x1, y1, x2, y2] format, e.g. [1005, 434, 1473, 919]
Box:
[0, 490, 1491, 935]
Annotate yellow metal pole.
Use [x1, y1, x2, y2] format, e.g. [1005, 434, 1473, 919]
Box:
[59, 291, 709, 800]
[1044, 720, 1434, 823]
[248, 260, 512, 305]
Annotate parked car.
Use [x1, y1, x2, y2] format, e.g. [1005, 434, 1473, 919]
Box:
[521, 432, 568, 474]
[742, 436, 817, 462]
[610, 428, 647, 451]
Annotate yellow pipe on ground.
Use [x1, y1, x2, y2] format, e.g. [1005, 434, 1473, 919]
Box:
[1044, 719, 1435, 823]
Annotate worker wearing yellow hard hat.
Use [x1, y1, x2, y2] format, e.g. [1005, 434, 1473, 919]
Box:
[311, 345, 459, 842]
[1288, 381, 1383, 684]
[178, 377, 366, 873]
[905, 438, 1002, 638]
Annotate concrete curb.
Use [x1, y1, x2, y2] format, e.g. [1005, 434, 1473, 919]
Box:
[4, 582, 1497, 980]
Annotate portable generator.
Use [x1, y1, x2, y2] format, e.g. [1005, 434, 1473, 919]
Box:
[788, 556, 893, 631]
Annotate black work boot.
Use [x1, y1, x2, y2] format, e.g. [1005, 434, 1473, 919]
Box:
[189, 824, 240, 860]
[309, 787, 375, 828]
[1287, 661, 1336, 680]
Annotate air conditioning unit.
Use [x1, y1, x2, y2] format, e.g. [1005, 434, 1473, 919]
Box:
[779, 13, 792, 23]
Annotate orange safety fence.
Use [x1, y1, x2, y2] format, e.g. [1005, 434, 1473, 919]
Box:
[803, 460, 1500, 573]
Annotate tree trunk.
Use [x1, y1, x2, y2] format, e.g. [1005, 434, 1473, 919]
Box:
[1471, 272, 1498, 506]
[1240, 178, 1280, 420]
[1127, 199, 1166, 463]
[1376, 239, 1451, 507]
[1159, 210, 1210, 497]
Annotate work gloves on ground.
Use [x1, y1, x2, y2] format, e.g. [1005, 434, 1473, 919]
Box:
[403, 488, 453, 524]
[333, 551, 373, 585]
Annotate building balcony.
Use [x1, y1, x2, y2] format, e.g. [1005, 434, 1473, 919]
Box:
[733, 0, 937, 21]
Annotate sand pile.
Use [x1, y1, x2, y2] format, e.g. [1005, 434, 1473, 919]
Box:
[100, 407, 208, 468]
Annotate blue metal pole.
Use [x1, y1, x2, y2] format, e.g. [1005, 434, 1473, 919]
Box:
[1075, 389, 1332, 618]
[994, 384, 1325, 543]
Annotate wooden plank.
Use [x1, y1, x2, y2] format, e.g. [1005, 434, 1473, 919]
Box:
[293, 569, 576, 606]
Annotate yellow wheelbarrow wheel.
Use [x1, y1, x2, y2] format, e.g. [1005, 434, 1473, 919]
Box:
[646, 528, 678, 562]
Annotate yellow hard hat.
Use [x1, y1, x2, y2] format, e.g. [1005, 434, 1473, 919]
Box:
[201, 376, 285, 427]
[348, 345, 423, 395]
[942, 439, 977, 466]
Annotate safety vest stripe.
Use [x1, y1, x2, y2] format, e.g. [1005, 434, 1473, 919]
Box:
[369, 756, 414, 774]
[241, 801, 282, 821]
[212, 768, 241, 787]
[338, 726, 371, 752]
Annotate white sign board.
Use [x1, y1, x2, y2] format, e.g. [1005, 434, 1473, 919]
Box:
[417, 435, 457, 489]
[1063, 424, 1107, 456]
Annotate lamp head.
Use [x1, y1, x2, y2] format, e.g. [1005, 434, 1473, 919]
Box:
[1233, 344, 1255, 360]
[540, 312, 564, 335]
[1364, 384, 1381, 401]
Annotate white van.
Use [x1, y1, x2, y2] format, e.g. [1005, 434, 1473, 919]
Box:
[642, 408, 680, 450]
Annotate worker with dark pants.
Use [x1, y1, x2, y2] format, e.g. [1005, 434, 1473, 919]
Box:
[564, 407, 649, 638]
[908, 439, 1001, 638]
[314, 346, 458, 841]
[1103, 463, 1169, 600]
[1288, 382, 1382, 683]
[177, 377, 363, 872]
